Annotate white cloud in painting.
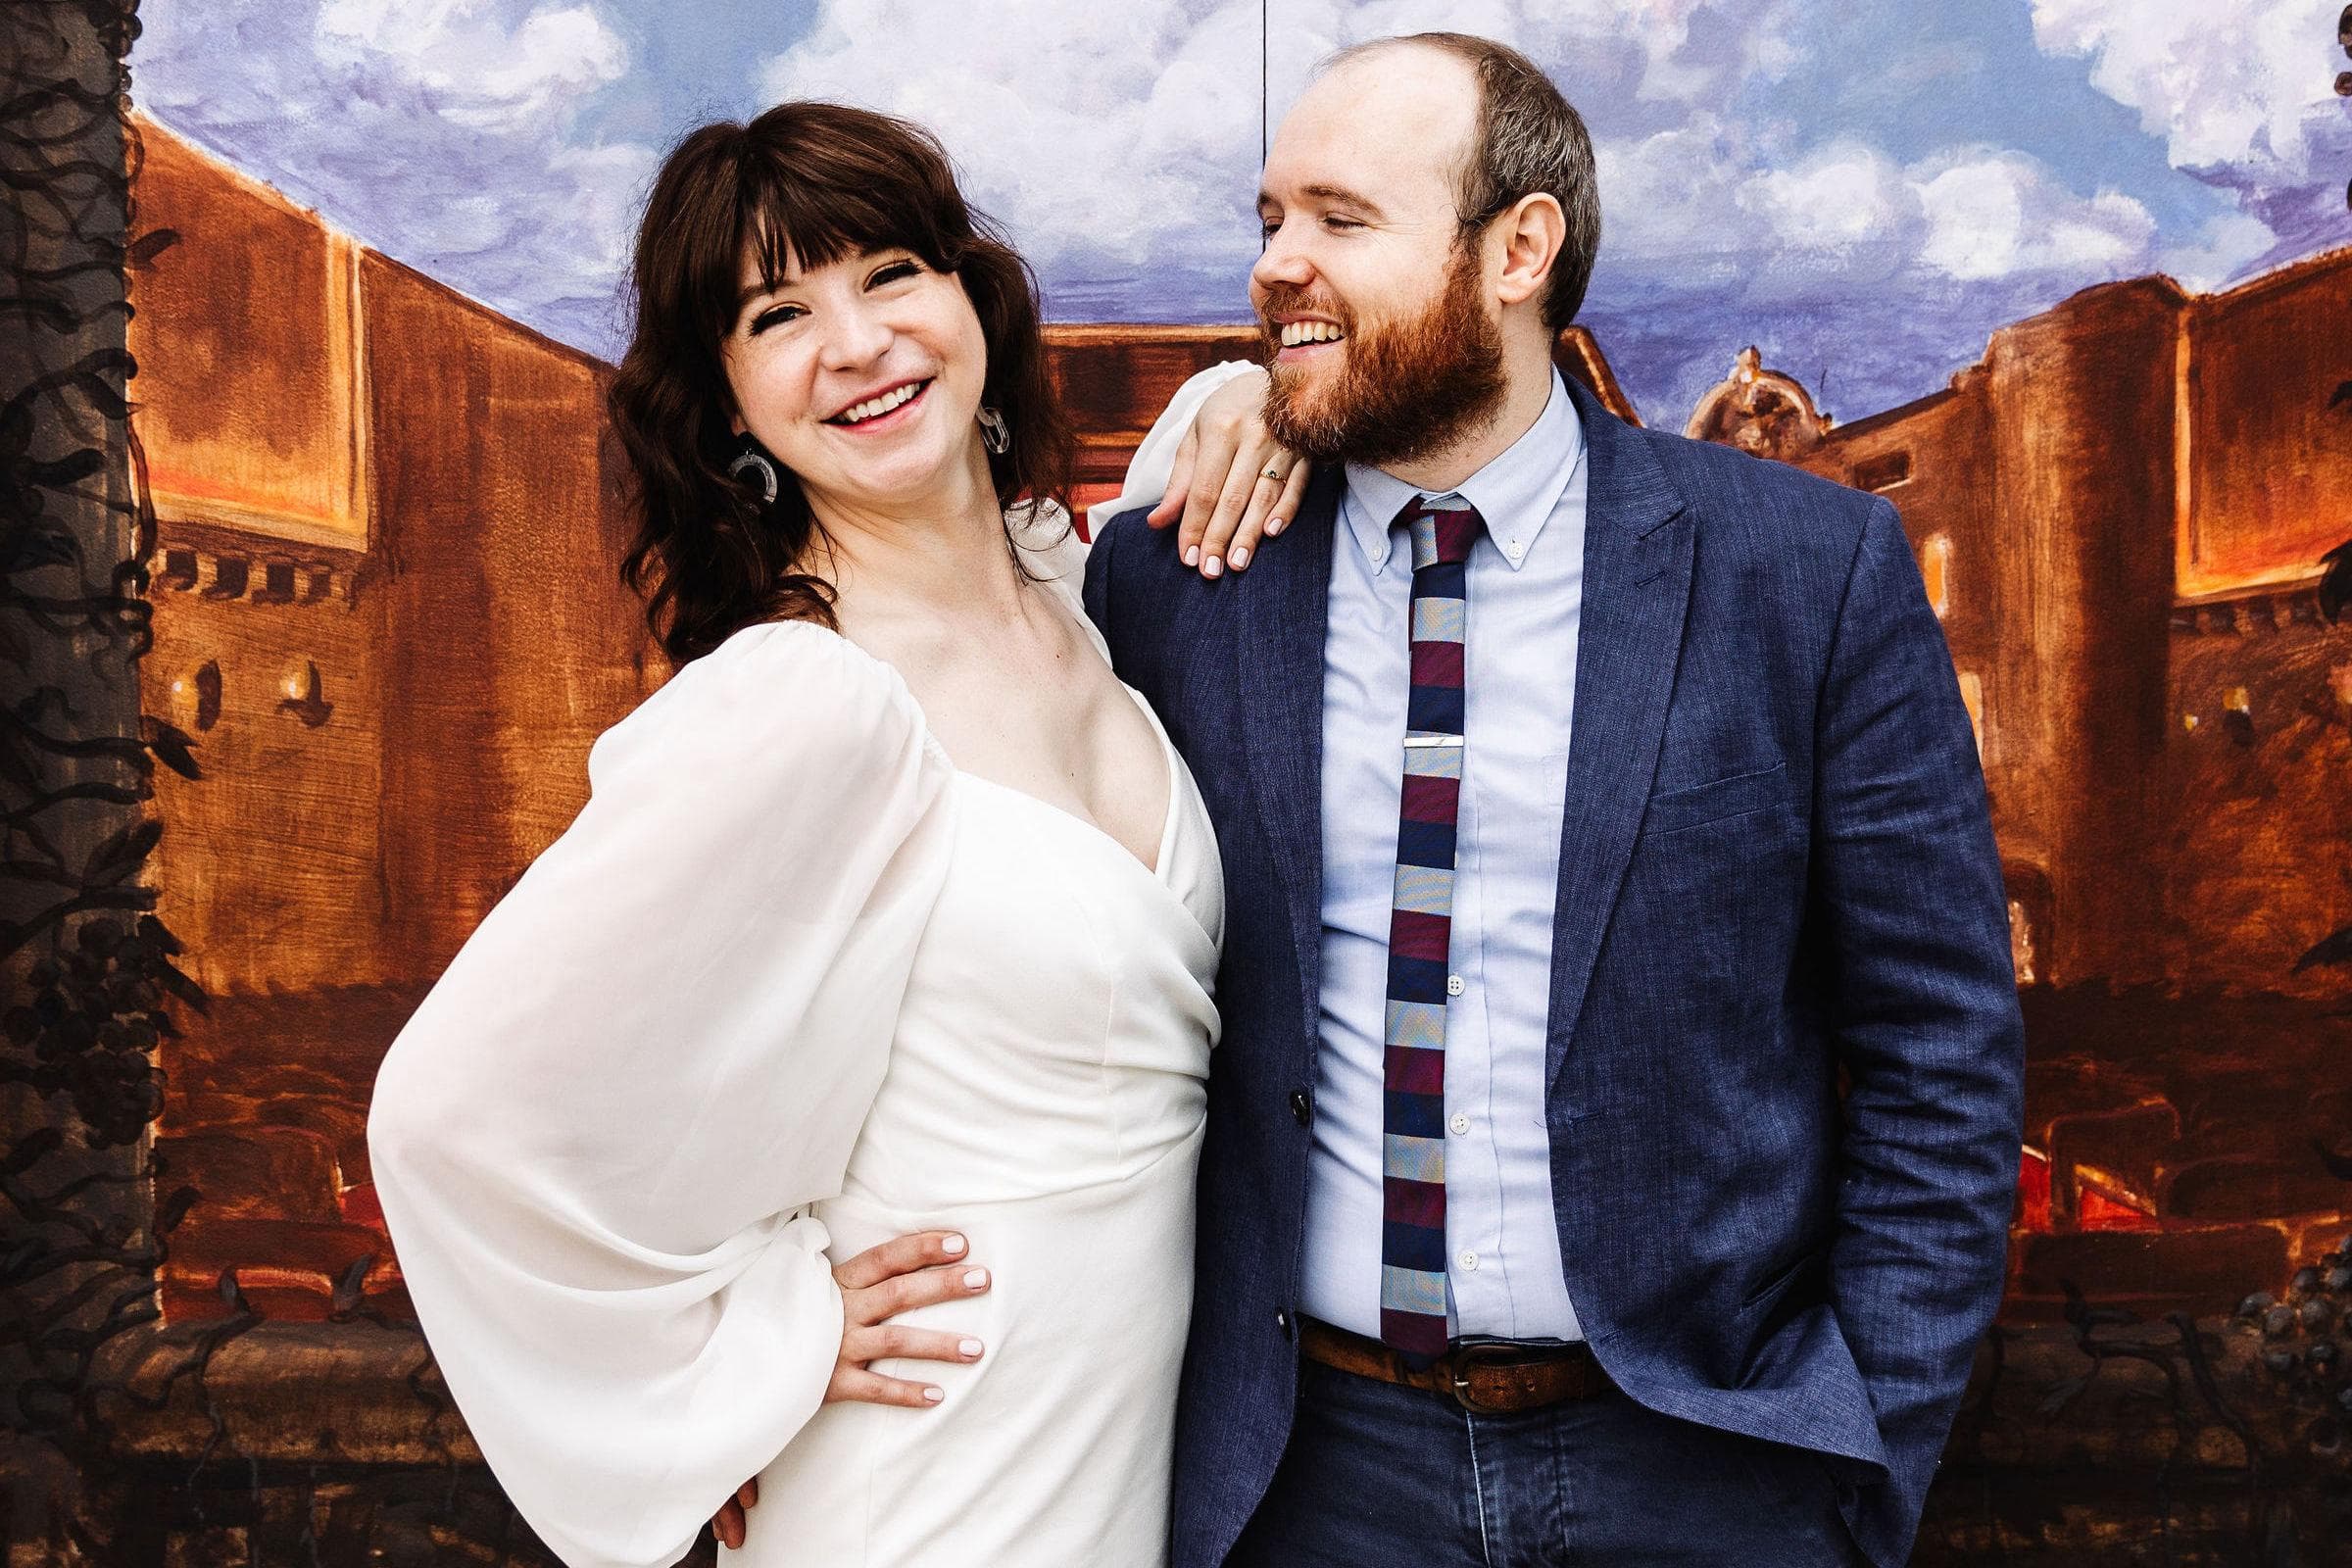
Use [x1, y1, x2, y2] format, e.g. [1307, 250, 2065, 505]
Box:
[754, 0, 1817, 295]
[762, 0, 2179, 314]
[133, 0, 2321, 420]
[2156, 210, 2283, 291]
[133, 0, 655, 347]
[2031, 0, 2339, 182]
[1589, 124, 2161, 303]
[314, 0, 631, 130]
[1914, 152, 2157, 282]
[759, 0, 1263, 277]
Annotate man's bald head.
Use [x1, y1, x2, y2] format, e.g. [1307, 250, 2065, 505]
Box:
[1251, 31, 1597, 478]
[1312, 32, 1600, 332]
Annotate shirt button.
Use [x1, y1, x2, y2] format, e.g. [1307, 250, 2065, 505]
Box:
[1446, 974, 1465, 997]
[1458, 1250, 1479, 1272]
[1449, 1112, 1471, 1136]
[1290, 1089, 1311, 1127]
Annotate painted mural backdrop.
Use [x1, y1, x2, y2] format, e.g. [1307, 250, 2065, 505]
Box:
[12, 1, 2352, 1563]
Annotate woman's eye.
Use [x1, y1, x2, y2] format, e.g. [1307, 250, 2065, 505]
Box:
[749, 305, 803, 334]
[872, 261, 919, 286]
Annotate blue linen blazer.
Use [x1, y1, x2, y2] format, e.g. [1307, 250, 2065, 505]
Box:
[1082, 372, 2026, 1568]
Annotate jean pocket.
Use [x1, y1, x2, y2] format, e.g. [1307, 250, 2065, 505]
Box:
[1729, 1434, 1842, 1514]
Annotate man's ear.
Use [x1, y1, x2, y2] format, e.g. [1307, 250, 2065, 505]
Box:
[1493, 191, 1566, 312]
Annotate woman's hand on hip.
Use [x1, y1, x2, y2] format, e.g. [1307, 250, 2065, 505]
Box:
[706, 1230, 988, 1551]
[1148, 366, 1310, 578]
[827, 1229, 991, 1407]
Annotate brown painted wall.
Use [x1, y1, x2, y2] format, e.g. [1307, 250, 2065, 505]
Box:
[133, 126, 650, 1002]
[1796, 268, 2352, 999]
[2184, 255, 2352, 598]
[361, 252, 651, 978]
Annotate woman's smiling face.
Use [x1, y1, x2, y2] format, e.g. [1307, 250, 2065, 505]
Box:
[721, 237, 991, 517]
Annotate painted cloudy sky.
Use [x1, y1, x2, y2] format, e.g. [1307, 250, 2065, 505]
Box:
[135, 0, 2352, 423]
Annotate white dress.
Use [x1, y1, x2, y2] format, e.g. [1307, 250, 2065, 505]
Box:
[366, 527, 1224, 1568]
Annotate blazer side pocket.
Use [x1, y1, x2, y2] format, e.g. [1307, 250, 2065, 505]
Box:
[1640, 760, 1789, 838]
[1740, 1239, 1831, 1310]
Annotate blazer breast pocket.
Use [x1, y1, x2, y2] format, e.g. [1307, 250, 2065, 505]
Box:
[1639, 760, 1789, 838]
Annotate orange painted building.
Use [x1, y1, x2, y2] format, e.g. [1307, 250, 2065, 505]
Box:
[1690, 258, 2352, 1318]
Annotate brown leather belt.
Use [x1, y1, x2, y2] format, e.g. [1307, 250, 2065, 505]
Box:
[1298, 1317, 1615, 1415]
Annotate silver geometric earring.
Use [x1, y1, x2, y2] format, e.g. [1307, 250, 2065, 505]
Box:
[727, 437, 779, 504]
[976, 406, 1011, 456]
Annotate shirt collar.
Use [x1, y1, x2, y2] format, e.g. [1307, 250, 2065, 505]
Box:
[1340, 368, 1584, 574]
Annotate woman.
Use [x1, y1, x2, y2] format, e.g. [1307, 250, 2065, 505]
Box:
[365, 102, 1291, 1568]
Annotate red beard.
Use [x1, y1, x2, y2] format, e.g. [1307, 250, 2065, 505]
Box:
[1260, 242, 1508, 471]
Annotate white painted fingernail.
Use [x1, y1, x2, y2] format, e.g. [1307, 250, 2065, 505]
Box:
[941, 1234, 966, 1255]
[1203, 556, 1224, 578]
[1229, 546, 1250, 569]
[1184, 546, 1201, 566]
[959, 1338, 985, 1357]
[923, 1387, 945, 1403]
[964, 1268, 989, 1290]
[1267, 516, 1286, 535]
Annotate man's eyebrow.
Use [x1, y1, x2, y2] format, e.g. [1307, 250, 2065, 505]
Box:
[1255, 184, 1388, 220]
[1302, 182, 1386, 220]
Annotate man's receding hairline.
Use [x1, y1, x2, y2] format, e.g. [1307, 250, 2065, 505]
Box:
[1304, 36, 1482, 218]
[1315, 32, 1463, 78]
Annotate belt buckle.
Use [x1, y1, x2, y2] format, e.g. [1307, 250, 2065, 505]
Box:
[1446, 1337, 1537, 1415]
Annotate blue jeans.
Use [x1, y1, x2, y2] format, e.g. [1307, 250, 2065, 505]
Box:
[1223, 1358, 1865, 1568]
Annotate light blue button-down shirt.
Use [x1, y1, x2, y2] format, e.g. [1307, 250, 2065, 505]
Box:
[1300, 368, 1590, 1343]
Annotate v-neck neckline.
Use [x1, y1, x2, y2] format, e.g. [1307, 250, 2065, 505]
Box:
[782, 618, 1180, 884]
[945, 682, 1177, 883]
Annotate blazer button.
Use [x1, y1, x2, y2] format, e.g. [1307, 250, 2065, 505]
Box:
[1290, 1089, 1311, 1126]
[1276, 1310, 1293, 1337]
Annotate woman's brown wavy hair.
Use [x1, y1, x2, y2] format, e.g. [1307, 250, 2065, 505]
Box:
[608, 102, 1073, 664]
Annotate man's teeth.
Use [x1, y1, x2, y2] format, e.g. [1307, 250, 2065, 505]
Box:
[836, 381, 924, 424]
[1280, 320, 1345, 347]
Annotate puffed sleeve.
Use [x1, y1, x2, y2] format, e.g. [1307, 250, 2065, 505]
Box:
[366, 618, 955, 1568]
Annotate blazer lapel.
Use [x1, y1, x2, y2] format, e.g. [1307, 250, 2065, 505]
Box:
[1545, 376, 1693, 1094]
[1239, 464, 1342, 1050]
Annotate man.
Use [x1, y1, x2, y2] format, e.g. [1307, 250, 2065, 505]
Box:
[1081, 31, 2023, 1568]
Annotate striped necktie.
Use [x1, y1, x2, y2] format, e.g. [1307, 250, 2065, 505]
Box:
[1380, 495, 1483, 1360]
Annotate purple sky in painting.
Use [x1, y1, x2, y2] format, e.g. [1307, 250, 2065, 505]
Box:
[132, 0, 2352, 427]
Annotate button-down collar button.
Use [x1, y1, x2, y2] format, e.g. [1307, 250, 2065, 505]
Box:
[1446, 974, 1465, 997]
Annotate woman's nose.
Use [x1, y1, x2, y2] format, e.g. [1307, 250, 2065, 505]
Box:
[818, 303, 894, 370]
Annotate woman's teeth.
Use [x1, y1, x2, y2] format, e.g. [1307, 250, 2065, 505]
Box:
[1280, 321, 1345, 347]
[833, 380, 927, 424]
